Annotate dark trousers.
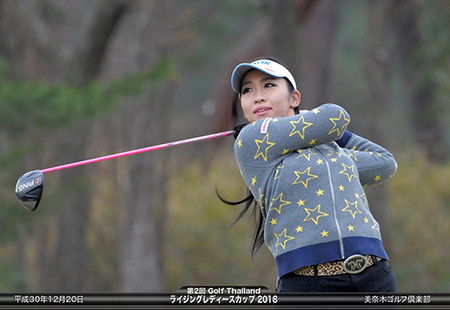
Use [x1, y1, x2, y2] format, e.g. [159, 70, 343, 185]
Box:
[276, 259, 397, 293]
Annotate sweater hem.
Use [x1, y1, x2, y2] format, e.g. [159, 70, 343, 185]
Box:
[275, 236, 388, 278]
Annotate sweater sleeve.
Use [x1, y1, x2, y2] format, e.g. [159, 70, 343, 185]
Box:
[338, 131, 398, 186]
[234, 103, 351, 167]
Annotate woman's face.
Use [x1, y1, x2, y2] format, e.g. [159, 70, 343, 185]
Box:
[239, 69, 301, 122]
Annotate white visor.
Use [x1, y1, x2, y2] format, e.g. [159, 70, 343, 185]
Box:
[231, 59, 297, 93]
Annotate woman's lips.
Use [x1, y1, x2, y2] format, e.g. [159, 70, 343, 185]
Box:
[254, 106, 272, 116]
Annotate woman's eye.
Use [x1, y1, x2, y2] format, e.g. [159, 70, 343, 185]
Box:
[242, 87, 252, 95]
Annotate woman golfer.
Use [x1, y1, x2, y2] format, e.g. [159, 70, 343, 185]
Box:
[227, 57, 398, 292]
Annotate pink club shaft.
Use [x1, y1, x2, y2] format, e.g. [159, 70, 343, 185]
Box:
[41, 130, 236, 174]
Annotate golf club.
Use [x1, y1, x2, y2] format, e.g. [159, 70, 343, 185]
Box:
[15, 130, 236, 212]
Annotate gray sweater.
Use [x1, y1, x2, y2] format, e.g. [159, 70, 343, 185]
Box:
[234, 103, 398, 278]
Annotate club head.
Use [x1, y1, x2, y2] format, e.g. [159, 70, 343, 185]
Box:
[15, 170, 44, 212]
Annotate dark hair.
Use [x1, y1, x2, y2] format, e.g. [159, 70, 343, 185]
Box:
[217, 189, 264, 259]
[223, 56, 299, 258]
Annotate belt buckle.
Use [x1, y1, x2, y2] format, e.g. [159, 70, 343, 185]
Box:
[343, 254, 368, 274]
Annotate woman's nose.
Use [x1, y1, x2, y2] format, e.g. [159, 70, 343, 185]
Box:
[254, 91, 266, 103]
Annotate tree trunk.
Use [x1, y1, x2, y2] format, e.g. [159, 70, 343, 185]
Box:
[389, 0, 448, 162]
[117, 91, 170, 292]
[52, 124, 92, 292]
[265, 0, 302, 74]
[363, 0, 393, 251]
[298, 0, 339, 109]
[98, 0, 178, 291]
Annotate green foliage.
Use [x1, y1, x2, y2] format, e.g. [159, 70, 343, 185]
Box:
[0, 244, 25, 291]
[0, 56, 175, 291]
[417, 1, 450, 144]
[416, 0, 450, 98]
[388, 153, 450, 292]
[0, 57, 174, 135]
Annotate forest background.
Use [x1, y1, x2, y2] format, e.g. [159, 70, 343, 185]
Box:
[0, 0, 449, 293]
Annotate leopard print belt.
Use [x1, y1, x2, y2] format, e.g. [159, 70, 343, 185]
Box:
[294, 255, 381, 276]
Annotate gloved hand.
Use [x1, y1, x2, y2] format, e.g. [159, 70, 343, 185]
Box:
[233, 123, 248, 139]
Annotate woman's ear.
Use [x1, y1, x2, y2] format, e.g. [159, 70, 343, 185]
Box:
[290, 90, 301, 109]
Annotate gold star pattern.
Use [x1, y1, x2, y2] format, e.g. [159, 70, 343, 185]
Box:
[295, 149, 316, 161]
[348, 224, 355, 231]
[372, 220, 380, 231]
[374, 175, 381, 182]
[269, 193, 291, 214]
[342, 199, 362, 219]
[316, 189, 324, 196]
[320, 230, 329, 237]
[348, 151, 358, 162]
[361, 193, 368, 206]
[251, 176, 257, 186]
[281, 149, 289, 155]
[297, 199, 305, 207]
[312, 109, 321, 115]
[274, 228, 295, 250]
[389, 165, 397, 179]
[237, 139, 243, 148]
[328, 110, 350, 137]
[293, 167, 318, 188]
[309, 138, 317, 145]
[289, 116, 313, 140]
[270, 218, 277, 225]
[296, 225, 303, 233]
[316, 159, 323, 165]
[254, 133, 275, 162]
[364, 217, 369, 223]
[303, 204, 329, 225]
[274, 165, 283, 180]
[327, 149, 337, 156]
[339, 163, 357, 182]
[258, 188, 265, 207]
[339, 185, 345, 191]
